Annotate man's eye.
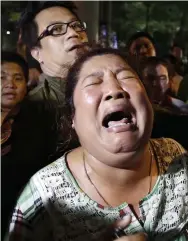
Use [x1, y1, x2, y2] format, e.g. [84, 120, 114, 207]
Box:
[71, 22, 83, 30]
[161, 76, 167, 80]
[52, 25, 63, 33]
[72, 23, 80, 27]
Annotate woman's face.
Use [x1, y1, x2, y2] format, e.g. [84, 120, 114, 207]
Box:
[72, 54, 153, 164]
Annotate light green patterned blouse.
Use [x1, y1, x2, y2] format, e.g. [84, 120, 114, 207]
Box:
[8, 138, 188, 241]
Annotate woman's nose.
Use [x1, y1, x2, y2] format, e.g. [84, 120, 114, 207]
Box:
[103, 78, 129, 101]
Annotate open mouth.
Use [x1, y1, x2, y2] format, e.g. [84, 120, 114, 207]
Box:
[102, 110, 135, 129]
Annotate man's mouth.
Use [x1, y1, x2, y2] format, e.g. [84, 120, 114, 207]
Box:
[68, 42, 90, 52]
[3, 93, 16, 100]
[3, 92, 16, 96]
[102, 109, 136, 131]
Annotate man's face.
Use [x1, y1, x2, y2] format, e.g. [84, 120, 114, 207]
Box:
[33, 7, 89, 68]
[155, 64, 170, 94]
[143, 64, 170, 103]
[1, 62, 27, 110]
[171, 46, 183, 60]
[129, 37, 156, 58]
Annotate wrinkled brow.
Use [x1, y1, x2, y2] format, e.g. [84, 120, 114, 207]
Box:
[82, 66, 133, 82]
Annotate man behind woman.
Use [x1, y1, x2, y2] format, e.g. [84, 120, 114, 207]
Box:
[140, 56, 188, 149]
[7, 48, 188, 241]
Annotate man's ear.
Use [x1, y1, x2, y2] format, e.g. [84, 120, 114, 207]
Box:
[31, 47, 42, 63]
[72, 119, 75, 129]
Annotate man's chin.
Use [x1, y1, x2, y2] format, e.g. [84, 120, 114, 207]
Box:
[74, 46, 90, 58]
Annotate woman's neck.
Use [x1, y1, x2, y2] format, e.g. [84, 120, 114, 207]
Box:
[83, 144, 151, 190]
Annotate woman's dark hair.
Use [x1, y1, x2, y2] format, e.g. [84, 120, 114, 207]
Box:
[127, 31, 156, 51]
[1, 51, 29, 82]
[59, 47, 140, 152]
[18, 1, 79, 49]
[65, 47, 139, 118]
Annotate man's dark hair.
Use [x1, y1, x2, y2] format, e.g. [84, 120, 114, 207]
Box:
[127, 31, 156, 50]
[18, 1, 79, 49]
[1, 51, 29, 82]
[163, 54, 183, 76]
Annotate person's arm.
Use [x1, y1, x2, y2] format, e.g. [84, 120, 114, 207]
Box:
[7, 178, 51, 241]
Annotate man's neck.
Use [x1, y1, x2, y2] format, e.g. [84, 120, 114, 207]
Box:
[41, 62, 72, 79]
[1, 108, 11, 125]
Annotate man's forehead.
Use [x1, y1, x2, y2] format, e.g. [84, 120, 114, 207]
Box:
[133, 37, 152, 46]
[156, 65, 168, 73]
[35, 6, 77, 27]
[2, 62, 23, 73]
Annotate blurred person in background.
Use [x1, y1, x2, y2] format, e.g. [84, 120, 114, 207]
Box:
[170, 44, 183, 62]
[177, 74, 188, 104]
[163, 54, 184, 97]
[126, 32, 157, 76]
[140, 56, 188, 149]
[163, 52, 188, 104]
[141, 57, 188, 114]
[1, 51, 28, 238]
[127, 32, 156, 60]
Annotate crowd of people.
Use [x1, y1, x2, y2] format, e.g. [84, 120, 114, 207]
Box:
[1, 1, 188, 241]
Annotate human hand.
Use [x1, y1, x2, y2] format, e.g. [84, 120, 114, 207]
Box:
[101, 215, 148, 241]
[114, 232, 147, 241]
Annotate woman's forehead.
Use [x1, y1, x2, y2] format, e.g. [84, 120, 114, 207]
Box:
[79, 54, 131, 74]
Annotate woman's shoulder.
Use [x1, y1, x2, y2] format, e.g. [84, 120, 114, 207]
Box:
[35, 154, 68, 180]
[151, 137, 186, 154]
[150, 137, 187, 171]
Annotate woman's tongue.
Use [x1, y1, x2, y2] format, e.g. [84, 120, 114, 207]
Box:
[108, 117, 131, 128]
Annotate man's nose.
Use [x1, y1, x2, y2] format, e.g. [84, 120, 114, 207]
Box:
[140, 45, 147, 54]
[5, 77, 16, 88]
[66, 26, 79, 40]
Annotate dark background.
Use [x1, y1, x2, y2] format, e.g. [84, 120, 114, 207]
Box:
[2, 1, 188, 60]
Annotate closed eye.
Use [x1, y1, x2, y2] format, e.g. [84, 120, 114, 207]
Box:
[118, 76, 137, 81]
[84, 77, 103, 87]
[116, 70, 136, 80]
